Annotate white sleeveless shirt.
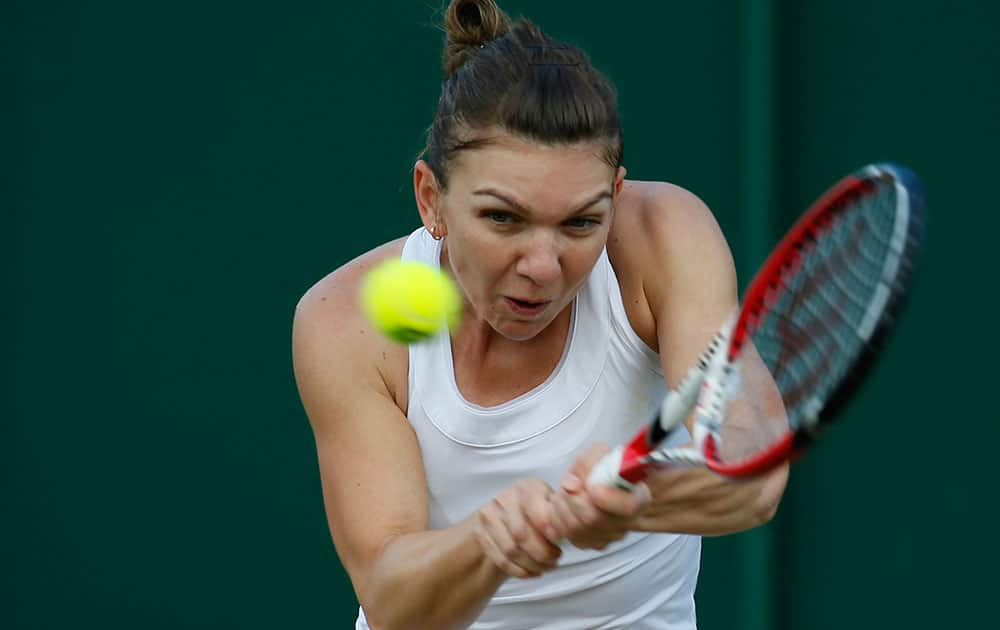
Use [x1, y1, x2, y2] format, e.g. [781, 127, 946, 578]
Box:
[357, 228, 701, 629]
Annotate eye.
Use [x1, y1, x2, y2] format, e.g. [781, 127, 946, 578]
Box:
[564, 216, 601, 230]
[484, 210, 515, 224]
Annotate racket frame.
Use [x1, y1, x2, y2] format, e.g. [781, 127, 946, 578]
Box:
[588, 163, 924, 488]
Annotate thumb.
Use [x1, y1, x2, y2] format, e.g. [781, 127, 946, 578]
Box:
[562, 443, 611, 494]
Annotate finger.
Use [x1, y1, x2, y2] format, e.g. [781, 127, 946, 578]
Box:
[563, 443, 611, 494]
[485, 500, 552, 576]
[551, 499, 610, 550]
[518, 528, 562, 568]
[557, 489, 631, 548]
[523, 490, 564, 548]
[504, 495, 561, 569]
[585, 480, 652, 518]
[562, 486, 609, 530]
[546, 493, 574, 540]
[475, 521, 534, 579]
[550, 492, 596, 544]
[569, 443, 611, 480]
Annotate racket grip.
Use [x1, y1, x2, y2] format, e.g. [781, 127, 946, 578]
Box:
[587, 446, 637, 491]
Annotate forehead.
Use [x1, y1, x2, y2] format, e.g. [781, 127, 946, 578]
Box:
[447, 133, 615, 202]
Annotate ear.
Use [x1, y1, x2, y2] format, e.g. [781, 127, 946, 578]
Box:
[613, 166, 627, 197]
[414, 160, 445, 235]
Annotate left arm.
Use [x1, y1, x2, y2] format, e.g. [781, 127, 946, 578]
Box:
[636, 463, 787, 536]
[633, 182, 788, 536]
[549, 182, 787, 546]
[551, 443, 786, 544]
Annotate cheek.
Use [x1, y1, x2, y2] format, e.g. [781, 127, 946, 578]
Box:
[446, 242, 504, 300]
[565, 241, 606, 280]
[451, 234, 508, 278]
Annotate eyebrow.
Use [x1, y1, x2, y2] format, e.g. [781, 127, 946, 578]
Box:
[471, 187, 612, 217]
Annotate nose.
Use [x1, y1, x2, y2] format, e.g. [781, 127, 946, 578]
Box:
[515, 231, 561, 286]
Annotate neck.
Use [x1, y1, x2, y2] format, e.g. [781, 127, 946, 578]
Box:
[449, 304, 573, 408]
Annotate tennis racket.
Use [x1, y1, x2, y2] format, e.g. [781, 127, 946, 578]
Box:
[589, 162, 926, 489]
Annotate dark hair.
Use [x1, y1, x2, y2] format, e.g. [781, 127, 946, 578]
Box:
[422, 0, 624, 189]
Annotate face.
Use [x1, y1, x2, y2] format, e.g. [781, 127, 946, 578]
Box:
[415, 133, 625, 341]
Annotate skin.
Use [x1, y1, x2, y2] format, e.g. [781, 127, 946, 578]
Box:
[292, 131, 788, 629]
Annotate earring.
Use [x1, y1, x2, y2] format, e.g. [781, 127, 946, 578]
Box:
[429, 225, 444, 241]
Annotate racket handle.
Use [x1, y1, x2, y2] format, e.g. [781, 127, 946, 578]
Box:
[587, 446, 637, 491]
[659, 322, 731, 431]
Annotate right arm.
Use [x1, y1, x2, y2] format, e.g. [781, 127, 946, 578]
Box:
[292, 249, 559, 630]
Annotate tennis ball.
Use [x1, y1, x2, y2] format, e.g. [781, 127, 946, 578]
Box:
[360, 259, 462, 343]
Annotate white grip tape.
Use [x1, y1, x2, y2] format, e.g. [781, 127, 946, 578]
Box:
[586, 446, 636, 491]
[660, 364, 707, 432]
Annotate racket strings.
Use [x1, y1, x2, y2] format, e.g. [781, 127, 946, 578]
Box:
[767, 229, 867, 397]
[731, 181, 902, 441]
[783, 207, 889, 357]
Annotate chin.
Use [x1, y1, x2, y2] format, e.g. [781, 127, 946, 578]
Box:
[492, 317, 550, 342]
[499, 329, 540, 342]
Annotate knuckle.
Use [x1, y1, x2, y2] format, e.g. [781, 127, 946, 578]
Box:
[474, 522, 489, 542]
[523, 540, 546, 561]
[484, 544, 505, 565]
[569, 537, 587, 547]
[502, 560, 528, 578]
[499, 538, 519, 557]
[526, 508, 551, 530]
[511, 524, 528, 543]
[520, 478, 547, 497]
[543, 546, 562, 565]
[581, 510, 603, 528]
[574, 536, 605, 551]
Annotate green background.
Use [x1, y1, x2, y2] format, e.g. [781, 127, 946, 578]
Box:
[6, 1, 997, 628]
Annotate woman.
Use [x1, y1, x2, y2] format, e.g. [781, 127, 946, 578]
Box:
[292, 1, 788, 628]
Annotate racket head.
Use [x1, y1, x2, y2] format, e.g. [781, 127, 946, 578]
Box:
[703, 163, 926, 477]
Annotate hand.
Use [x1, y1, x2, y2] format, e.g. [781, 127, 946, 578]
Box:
[548, 444, 652, 550]
[475, 478, 563, 579]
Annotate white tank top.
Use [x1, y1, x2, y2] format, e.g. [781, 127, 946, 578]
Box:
[357, 228, 701, 629]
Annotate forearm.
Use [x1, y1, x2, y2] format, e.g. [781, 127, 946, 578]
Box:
[633, 463, 788, 536]
[360, 515, 506, 630]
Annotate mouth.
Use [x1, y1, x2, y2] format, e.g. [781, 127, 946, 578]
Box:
[504, 296, 552, 316]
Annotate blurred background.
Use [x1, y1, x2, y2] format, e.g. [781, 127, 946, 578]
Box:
[6, 1, 997, 628]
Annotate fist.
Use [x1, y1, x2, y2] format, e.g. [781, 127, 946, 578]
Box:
[475, 478, 563, 578]
[549, 444, 652, 550]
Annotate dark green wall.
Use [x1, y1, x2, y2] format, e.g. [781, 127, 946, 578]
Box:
[773, 2, 999, 628]
[6, 1, 995, 628]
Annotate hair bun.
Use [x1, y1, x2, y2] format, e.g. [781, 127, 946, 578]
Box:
[442, 0, 511, 75]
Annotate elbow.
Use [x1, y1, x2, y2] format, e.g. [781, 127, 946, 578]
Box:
[751, 462, 789, 527]
[359, 602, 415, 630]
[752, 495, 780, 527]
[364, 609, 462, 630]
[357, 586, 423, 630]
[359, 586, 458, 630]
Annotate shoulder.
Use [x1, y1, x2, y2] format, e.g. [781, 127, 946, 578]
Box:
[607, 180, 737, 351]
[293, 237, 410, 412]
[292, 238, 438, 582]
[609, 180, 732, 276]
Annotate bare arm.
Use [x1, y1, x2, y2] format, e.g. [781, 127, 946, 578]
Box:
[550, 183, 788, 545]
[294, 249, 557, 629]
[639, 184, 787, 535]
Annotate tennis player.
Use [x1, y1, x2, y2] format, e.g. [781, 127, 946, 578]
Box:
[293, 1, 788, 627]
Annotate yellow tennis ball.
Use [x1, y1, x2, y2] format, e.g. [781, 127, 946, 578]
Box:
[360, 259, 462, 343]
